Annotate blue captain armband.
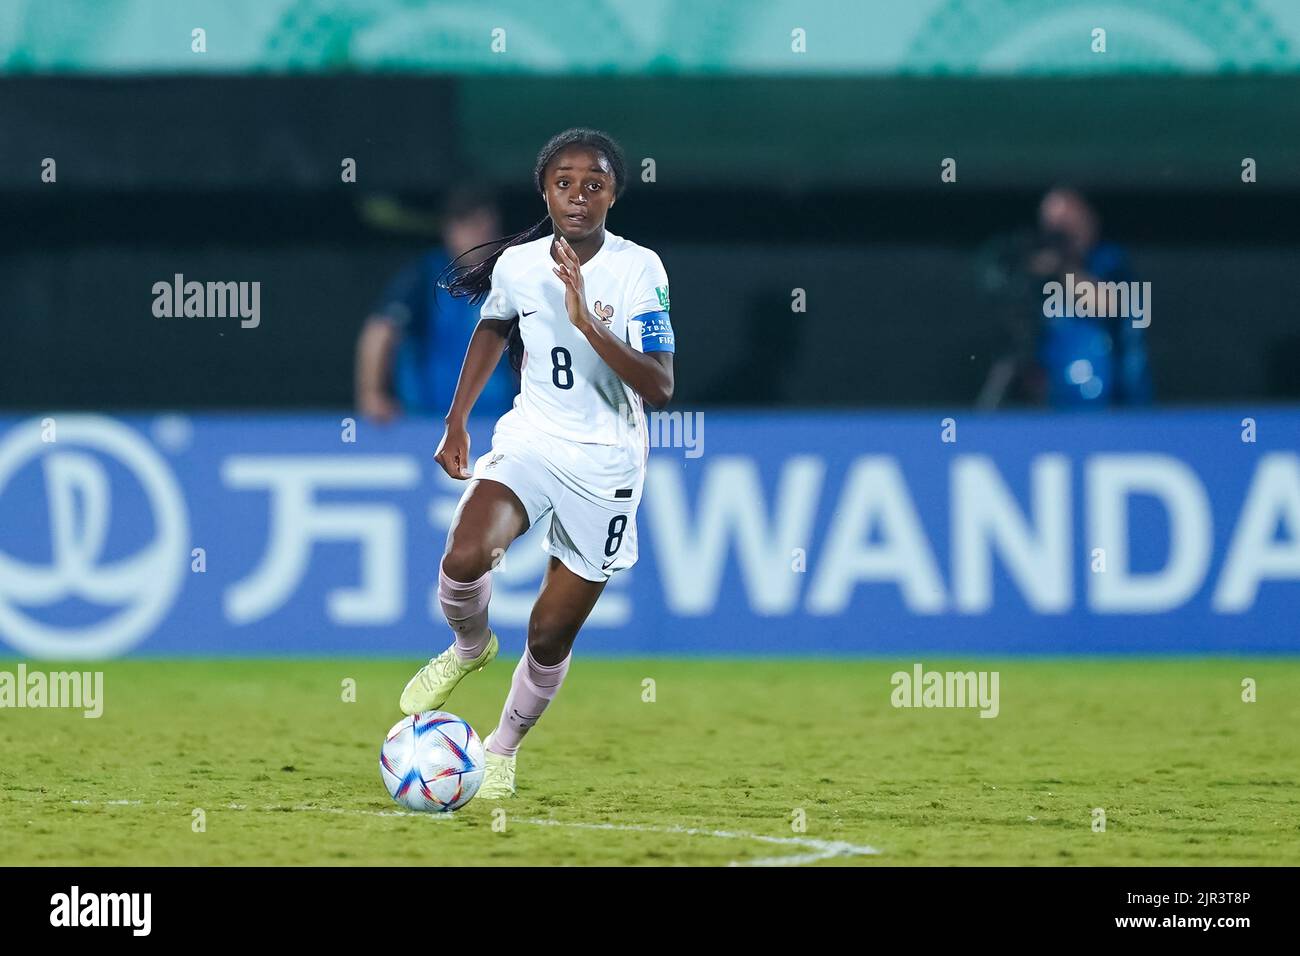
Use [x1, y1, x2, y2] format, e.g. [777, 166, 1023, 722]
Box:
[635, 311, 675, 353]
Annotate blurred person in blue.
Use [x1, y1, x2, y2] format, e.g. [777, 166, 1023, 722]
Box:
[355, 188, 518, 423]
[1029, 187, 1153, 408]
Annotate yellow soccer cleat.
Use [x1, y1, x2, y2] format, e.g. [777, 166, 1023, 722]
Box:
[477, 732, 516, 800]
[398, 632, 498, 715]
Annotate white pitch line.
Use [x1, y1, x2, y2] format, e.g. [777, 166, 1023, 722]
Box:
[66, 799, 880, 866]
[517, 817, 879, 866]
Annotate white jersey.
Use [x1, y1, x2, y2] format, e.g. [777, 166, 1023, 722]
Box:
[480, 231, 672, 456]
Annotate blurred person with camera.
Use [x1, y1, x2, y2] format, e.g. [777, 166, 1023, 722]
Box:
[1028, 187, 1153, 409]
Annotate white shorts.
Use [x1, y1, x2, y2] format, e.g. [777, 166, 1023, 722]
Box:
[467, 408, 644, 582]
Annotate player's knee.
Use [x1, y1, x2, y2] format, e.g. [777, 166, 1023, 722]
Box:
[440, 542, 494, 583]
[526, 612, 575, 665]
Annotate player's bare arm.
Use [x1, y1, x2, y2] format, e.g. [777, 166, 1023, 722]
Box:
[551, 234, 675, 408]
[435, 316, 513, 479]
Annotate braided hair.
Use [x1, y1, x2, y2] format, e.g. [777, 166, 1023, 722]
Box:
[438, 128, 627, 370]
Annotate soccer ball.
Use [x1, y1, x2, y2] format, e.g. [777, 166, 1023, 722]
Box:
[380, 711, 486, 812]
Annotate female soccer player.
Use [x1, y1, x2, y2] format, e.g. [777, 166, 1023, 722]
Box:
[398, 129, 675, 799]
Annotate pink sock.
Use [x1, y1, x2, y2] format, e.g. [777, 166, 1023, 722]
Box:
[438, 564, 492, 662]
[488, 647, 571, 757]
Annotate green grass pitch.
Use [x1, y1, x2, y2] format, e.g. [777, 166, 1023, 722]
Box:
[1, 657, 1297, 866]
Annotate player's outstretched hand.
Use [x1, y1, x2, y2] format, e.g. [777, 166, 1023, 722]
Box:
[551, 236, 591, 330]
[434, 423, 472, 480]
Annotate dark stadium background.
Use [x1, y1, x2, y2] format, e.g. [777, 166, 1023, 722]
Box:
[3, 72, 1299, 410]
